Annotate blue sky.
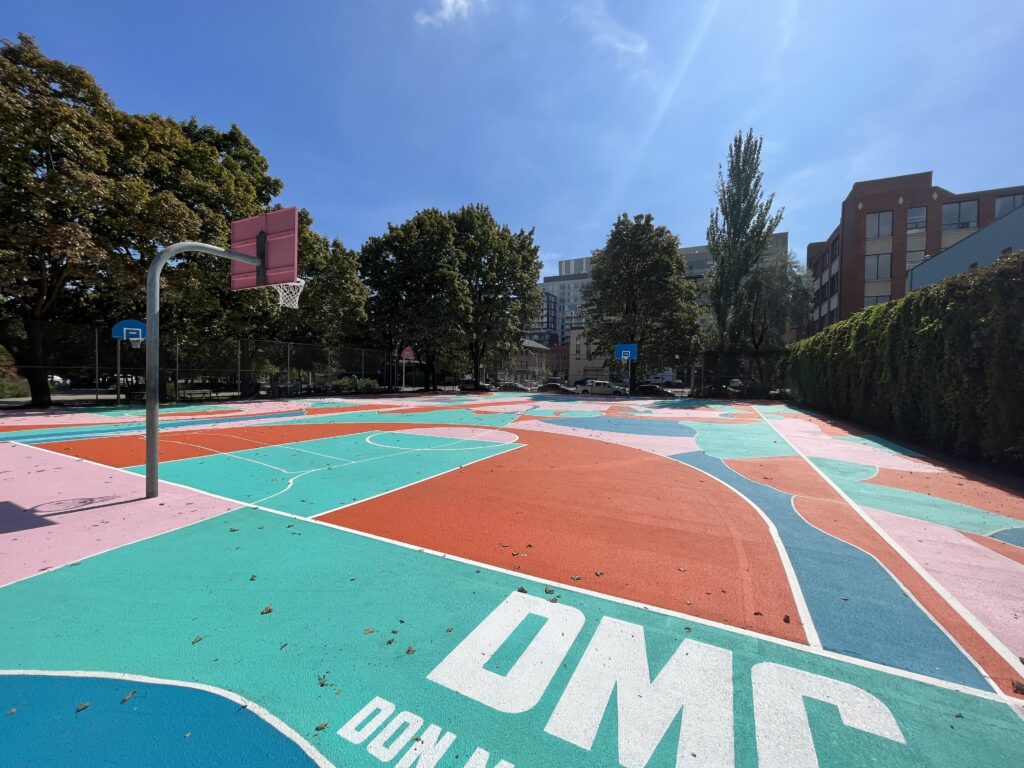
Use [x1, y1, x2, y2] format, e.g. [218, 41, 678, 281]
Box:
[5, 0, 1023, 274]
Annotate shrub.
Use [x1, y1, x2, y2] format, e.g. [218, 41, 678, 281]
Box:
[789, 251, 1024, 472]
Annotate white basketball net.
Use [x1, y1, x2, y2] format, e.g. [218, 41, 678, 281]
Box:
[270, 279, 305, 309]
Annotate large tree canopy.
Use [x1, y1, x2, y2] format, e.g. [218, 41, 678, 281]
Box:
[583, 213, 699, 390]
[0, 34, 365, 405]
[360, 209, 468, 390]
[705, 129, 784, 374]
[450, 205, 541, 388]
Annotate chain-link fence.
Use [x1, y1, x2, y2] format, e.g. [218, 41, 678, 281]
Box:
[0, 320, 399, 404]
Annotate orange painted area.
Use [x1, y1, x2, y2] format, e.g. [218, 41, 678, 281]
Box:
[40, 422, 449, 467]
[963, 532, 1024, 567]
[319, 429, 807, 643]
[870, 467, 1024, 522]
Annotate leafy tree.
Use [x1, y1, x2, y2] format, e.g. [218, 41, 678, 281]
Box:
[0, 34, 285, 405]
[733, 250, 811, 386]
[582, 213, 699, 391]
[705, 129, 784, 374]
[449, 205, 541, 388]
[359, 209, 468, 390]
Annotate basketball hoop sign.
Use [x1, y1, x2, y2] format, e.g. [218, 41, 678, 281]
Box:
[112, 319, 146, 349]
[614, 343, 638, 362]
[230, 207, 303, 307]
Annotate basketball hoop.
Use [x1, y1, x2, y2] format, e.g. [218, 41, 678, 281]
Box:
[128, 337, 144, 349]
[270, 278, 305, 309]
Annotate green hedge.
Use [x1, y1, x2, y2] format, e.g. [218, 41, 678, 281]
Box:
[789, 251, 1024, 473]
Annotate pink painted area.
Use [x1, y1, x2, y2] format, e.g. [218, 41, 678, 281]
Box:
[513, 418, 699, 456]
[0, 442, 237, 586]
[865, 505, 1024, 658]
[772, 418, 938, 472]
[393, 427, 519, 444]
[625, 407, 732, 419]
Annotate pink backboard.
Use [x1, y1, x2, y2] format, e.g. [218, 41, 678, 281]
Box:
[230, 207, 299, 290]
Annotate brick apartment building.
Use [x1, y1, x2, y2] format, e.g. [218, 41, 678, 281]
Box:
[807, 172, 1024, 333]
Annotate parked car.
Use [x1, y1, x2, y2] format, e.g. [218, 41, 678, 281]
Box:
[634, 383, 675, 398]
[573, 378, 594, 389]
[537, 382, 575, 394]
[459, 379, 493, 392]
[578, 380, 626, 396]
[498, 382, 530, 392]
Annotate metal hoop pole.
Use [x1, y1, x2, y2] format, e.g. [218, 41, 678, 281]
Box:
[146, 242, 258, 498]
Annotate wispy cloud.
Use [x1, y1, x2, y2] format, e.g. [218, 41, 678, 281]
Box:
[569, 1, 648, 59]
[415, 0, 479, 27]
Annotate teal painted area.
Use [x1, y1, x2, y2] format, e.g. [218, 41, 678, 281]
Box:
[838, 434, 921, 457]
[0, 509, 1019, 767]
[281, 408, 518, 428]
[127, 431, 518, 516]
[683, 420, 796, 459]
[813, 458, 1022, 535]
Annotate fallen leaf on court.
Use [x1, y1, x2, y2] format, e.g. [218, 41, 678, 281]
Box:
[446, 627, 453, 633]
[229, 528, 239, 533]
[500, 543, 509, 548]
[249, 574, 257, 581]
[315, 722, 328, 732]
[364, 627, 375, 634]
[549, 597, 558, 603]
[406, 646, 416, 655]
[386, 638, 394, 645]
[280, 643, 288, 650]
[192, 635, 203, 645]
[318, 675, 328, 687]
[783, 614, 791, 623]
[677, 567, 686, 572]
[571, 575, 581, 581]
[76, 702, 90, 713]
[544, 587, 555, 594]
[184, 732, 191, 738]
[261, 605, 273, 615]
[5, 708, 14, 716]
[512, 551, 519, 556]
[120, 691, 135, 704]
[595, 571, 604, 577]
[1012, 680, 1024, 695]
[517, 586, 527, 593]
[753, 611, 763, 616]
[955, 713, 964, 719]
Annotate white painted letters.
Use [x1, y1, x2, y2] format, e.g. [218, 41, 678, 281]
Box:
[338, 696, 396, 745]
[427, 591, 585, 713]
[367, 710, 425, 762]
[751, 662, 905, 768]
[544, 617, 734, 767]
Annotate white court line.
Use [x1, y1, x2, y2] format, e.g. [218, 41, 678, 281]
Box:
[754, 406, 1024, 687]
[0, 669, 333, 768]
[9, 437, 1022, 708]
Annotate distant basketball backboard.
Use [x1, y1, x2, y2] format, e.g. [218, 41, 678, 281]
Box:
[614, 343, 638, 362]
[112, 319, 146, 341]
[229, 207, 299, 291]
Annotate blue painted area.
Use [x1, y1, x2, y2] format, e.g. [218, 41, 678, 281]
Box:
[1, 410, 305, 445]
[671, 450, 991, 690]
[0, 674, 317, 767]
[545, 416, 696, 436]
[991, 527, 1024, 547]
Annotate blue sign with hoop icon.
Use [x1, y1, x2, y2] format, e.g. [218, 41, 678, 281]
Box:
[614, 343, 638, 362]
[112, 319, 147, 347]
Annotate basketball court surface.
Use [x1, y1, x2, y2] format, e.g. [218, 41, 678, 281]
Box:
[2, 393, 1023, 766]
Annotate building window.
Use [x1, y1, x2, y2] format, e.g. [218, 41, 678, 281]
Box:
[866, 211, 892, 239]
[906, 251, 927, 271]
[906, 206, 927, 231]
[865, 253, 891, 280]
[864, 295, 890, 307]
[942, 200, 978, 230]
[995, 194, 1024, 219]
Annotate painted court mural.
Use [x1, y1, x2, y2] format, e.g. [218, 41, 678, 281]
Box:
[1, 393, 1023, 766]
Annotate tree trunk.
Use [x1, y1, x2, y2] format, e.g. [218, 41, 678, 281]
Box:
[23, 317, 52, 408]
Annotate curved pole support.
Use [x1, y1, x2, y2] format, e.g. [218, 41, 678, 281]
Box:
[145, 242, 259, 498]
